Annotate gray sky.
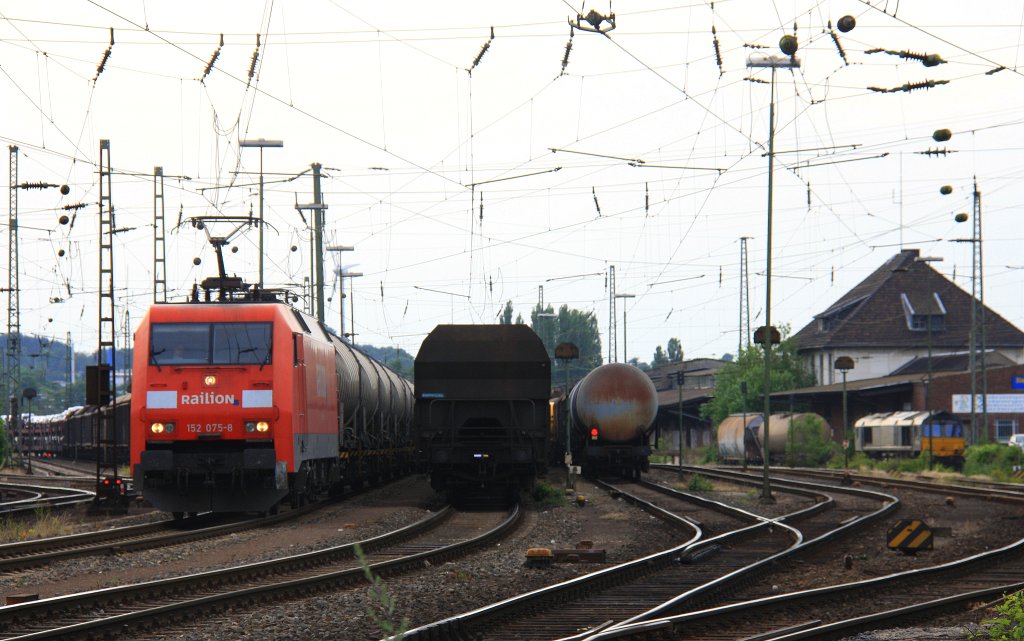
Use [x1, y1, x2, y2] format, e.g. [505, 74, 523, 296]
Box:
[3, 1, 1023, 363]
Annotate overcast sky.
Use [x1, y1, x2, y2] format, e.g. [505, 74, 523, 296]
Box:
[3, 1, 1023, 364]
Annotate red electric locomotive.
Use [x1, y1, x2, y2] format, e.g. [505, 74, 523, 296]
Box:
[130, 281, 413, 517]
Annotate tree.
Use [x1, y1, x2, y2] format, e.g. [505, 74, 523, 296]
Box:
[784, 414, 835, 467]
[529, 303, 602, 391]
[499, 301, 514, 325]
[652, 346, 668, 367]
[667, 337, 683, 363]
[699, 327, 815, 429]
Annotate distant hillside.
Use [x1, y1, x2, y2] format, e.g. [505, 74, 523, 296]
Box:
[357, 344, 414, 379]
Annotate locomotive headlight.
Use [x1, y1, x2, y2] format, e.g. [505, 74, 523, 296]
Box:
[245, 421, 256, 433]
[256, 421, 270, 433]
[150, 423, 165, 434]
[164, 422, 175, 434]
[203, 375, 217, 386]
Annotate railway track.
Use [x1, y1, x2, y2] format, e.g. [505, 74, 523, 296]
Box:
[0, 460, 100, 491]
[403, 475, 893, 641]
[0, 505, 517, 640]
[562, 465, 1024, 641]
[576, 529, 1024, 641]
[0, 511, 283, 573]
[0, 482, 94, 518]
[761, 465, 1024, 502]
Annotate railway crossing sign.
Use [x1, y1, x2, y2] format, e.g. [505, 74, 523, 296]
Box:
[886, 519, 933, 554]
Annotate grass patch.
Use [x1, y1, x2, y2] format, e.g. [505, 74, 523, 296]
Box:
[0, 508, 73, 543]
[687, 474, 714, 492]
[964, 444, 1024, 481]
[531, 481, 567, 507]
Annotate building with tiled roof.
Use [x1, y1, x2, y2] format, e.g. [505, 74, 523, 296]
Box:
[792, 249, 1024, 386]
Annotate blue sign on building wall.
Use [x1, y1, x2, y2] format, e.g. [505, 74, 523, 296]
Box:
[1013, 375, 1024, 390]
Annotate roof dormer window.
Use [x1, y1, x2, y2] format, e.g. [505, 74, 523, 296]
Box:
[901, 292, 946, 332]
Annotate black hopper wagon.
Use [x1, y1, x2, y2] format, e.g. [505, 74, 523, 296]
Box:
[414, 324, 551, 502]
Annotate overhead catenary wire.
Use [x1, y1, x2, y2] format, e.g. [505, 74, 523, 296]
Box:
[5, 3, 1023, 356]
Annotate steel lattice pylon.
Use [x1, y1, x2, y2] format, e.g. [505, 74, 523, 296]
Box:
[96, 139, 120, 502]
[607, 265, 616, 364]
[153, 167, 167, 303]
[6, 146, 20, 466]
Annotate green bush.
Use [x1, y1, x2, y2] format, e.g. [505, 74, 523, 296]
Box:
[964, 444, 1024, 481]
[700, 443, 719, 464]
[969, 590, 1024, 641]
[832, 451, 872, 470]
[531, 481, 566, 507]
[783, 414, 834, 467]
[687, 474, 714, 492]
[876, 451, 933, 474]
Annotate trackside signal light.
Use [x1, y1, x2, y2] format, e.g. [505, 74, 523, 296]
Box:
[590, 427, 599, 440]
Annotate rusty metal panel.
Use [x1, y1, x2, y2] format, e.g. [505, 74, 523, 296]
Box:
[570, 363, 658, 444]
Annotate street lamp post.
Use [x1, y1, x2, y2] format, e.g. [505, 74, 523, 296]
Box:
[555, 341, 579, 490]
[239, 139, 284, 290]
[326, 245, 354, 335]
[296, 164, 328, 323]
[614, 293, 635, 363]
[741, 381, 748, 471]
[754, 325, 780, 499]
[834, 357, 854, 470]
[21, 387, 35, 475]
[676, 370, 685, 476]
[916, 255, 943, 468]
[747, 51, 800, 503]
[340, 272, 363, 342]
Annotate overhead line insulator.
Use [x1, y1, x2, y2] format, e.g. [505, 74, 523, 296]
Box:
[93, 28, 115, 82]
[202, 34, 224, 82]
[469, 26, 495, 72]
[248, 34, 261, 86]
[712, 25, 723, 76]
[560, 30, 574, 76]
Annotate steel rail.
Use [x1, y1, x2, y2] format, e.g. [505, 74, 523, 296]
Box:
[599, 474, 897, 632]
[759, 581, 1024, 641]
[400, 478, 820, 641]
[0, 506, 521, 641]
[0, 482, 94, 516]
[578, 473, 1024, 641]
[759, 466, 1024, 503]
[580, 535, 1024, 641]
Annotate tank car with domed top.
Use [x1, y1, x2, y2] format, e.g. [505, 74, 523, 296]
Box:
[567, 362, 659, 479]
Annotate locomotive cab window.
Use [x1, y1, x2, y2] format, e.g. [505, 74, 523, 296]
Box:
[151, 322, 272, 365]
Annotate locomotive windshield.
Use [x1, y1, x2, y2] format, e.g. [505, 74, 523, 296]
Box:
[151, 322, 272, 365]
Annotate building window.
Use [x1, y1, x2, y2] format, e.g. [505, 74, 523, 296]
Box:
[901, 292, 946, 332]
[995, 419, 1018, 442]
[910, 314, 944, 331]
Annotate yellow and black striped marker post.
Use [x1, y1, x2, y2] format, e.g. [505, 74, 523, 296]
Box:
[887, 519, 933, 554]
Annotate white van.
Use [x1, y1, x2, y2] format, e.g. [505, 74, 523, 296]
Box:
[1009, 434, 1024, 450]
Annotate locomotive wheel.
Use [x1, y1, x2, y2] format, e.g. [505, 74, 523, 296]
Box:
[172, 511, 185, 522]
